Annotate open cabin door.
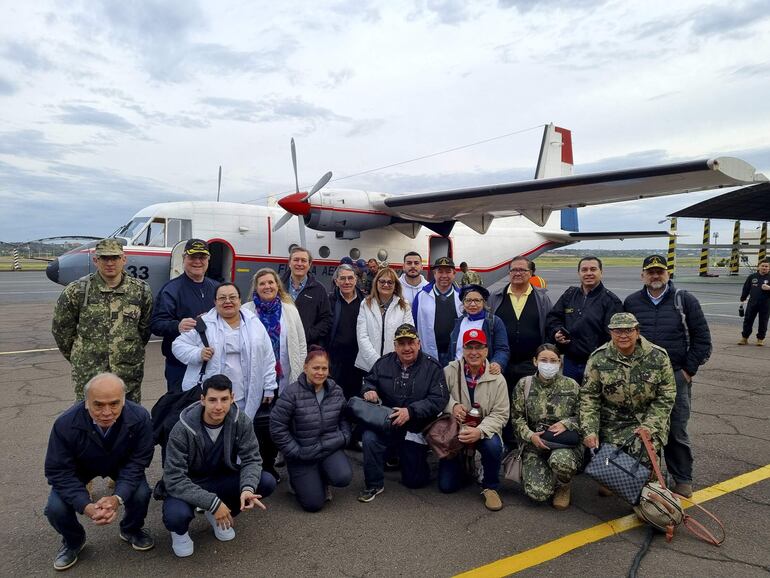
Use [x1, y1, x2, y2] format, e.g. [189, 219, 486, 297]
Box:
[170, 241, 186, 280]
[427, 235, 453, 281]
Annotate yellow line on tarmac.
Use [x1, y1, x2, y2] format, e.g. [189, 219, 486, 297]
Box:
[455, 464, 770, 578]
[0, 339, 162, 356]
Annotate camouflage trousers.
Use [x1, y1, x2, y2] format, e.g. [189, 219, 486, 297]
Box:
[73, 372, 142, 403]
[522, 446, 584, 502]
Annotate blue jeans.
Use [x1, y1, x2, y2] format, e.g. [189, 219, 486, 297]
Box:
[162, 471, 276, 534]
[664, 370, 693, 483]
[362, 428, 429, 490]
[562, 357, 586, 384]
[437, 434, 503, 492]
[286, 450, 352, 512]
[45, 478, 151, 549]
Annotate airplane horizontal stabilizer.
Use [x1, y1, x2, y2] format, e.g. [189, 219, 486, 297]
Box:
[542, 230, 669, 243]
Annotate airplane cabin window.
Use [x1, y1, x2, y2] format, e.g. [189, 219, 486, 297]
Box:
[146, 219, 167, 247]
[121, 217, 149, 242]
[378, 249, 388, 261]
[181, 219, 192, 240]
[349, 248, 360, 259]
[319, 246, 330, 258]
[167, 219, 182, 247]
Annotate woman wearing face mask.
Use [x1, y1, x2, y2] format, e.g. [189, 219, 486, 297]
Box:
[510, 343, 582, 510]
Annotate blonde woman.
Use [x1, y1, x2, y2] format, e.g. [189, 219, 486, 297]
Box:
[355, 267, 414, 372]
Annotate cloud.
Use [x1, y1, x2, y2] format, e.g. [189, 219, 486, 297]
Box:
[200, 96, 349, 125]
[345, 118, 385, 138]
[497, 0, 607, 12]
[0, 41, 53, 71]
[423, 0, 474, 25]
[185, 42, 295, 75]
[730, 61, 770, 78]
[320, 68, 355, 89]
[689, 0, 770, 37]
[0, 130, 83, 160]
[0, 76, 16, 95]
[57, 104, 137, 131]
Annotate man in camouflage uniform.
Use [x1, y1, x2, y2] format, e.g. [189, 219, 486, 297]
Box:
[511, 346, 582, 509]
[459, 262, 483, 287]
[52, 239, 153, 402]
[580, 312, 676, 485]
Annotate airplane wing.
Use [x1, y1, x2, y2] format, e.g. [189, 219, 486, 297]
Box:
[541, 231, 670, 243]
[381, 157, 766, 229]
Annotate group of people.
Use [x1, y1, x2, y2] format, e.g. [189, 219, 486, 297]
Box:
[47, 236, 734, 571]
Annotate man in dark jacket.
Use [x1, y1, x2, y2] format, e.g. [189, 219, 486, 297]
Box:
[546, 256, 623, 382]
[739, 258, 770, 346]
[357, 324, 449, 502]
[328, 263, 365, 399]
[150, 239, 218, 391]
[624, 254, 712, 498]
[44, 373, 155, 571]
[281, 246, 332, 347]
[162, 374, 276, 557]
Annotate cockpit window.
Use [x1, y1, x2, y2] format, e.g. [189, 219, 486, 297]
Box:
[114, 217, 149, 240]
[146, 219, 166, 247]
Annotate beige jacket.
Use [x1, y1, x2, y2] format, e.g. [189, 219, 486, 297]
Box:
[443, 360, 510, 439]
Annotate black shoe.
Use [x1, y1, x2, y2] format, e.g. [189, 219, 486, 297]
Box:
[119, 528, 155, 551]
[54, 542, 84, 571]
[357, 487, 384, 503]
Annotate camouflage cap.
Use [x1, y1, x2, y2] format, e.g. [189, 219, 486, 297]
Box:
[394, 323, 418, 340]
[642, 254, 667, 270]
[432, 256, 455, 269]
[94, 238, 124, 257]
[607, 312, 640, 329]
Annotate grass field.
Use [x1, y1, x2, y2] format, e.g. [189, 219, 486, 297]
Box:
[0, 256, 49, 271]
[534, 255, 701, 268]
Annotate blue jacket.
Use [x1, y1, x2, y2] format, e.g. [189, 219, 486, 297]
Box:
[270, 374, 351, 462]
[447, 313, 510, 368]
[44, 401, 154, 514]
[150, 273, 218, 363]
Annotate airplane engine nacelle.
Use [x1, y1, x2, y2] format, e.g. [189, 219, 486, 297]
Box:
[305, 189, 393, 233]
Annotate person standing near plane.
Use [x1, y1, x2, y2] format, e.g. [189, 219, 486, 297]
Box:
[529, 261, 547, 289]
[151, 239, 218, 392]
[458, 262, 483, 287]
[546, 256, 622, 382]
[281, 247, 332, 347]
[623, 254, 712, 498]
[328, 264, 365, 400]
[412, 256, 463, 366]
[52, 239, 153, 403]
[739, 258, 770, 346]
[399, 251, 428, 305]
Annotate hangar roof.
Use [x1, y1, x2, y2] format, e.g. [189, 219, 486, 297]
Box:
[669, 183, 770, 221]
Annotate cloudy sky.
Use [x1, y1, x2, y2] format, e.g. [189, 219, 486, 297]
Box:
[2, 0, 769, 249]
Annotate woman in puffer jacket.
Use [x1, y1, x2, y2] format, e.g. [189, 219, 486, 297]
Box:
[355, 267, 414, 372]
[269, 346, 352, 512]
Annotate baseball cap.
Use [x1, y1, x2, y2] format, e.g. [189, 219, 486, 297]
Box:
[607, 312, 640, 329]
[184, 239, 210, 256]
[433, 256, 455, 269]
[462, 328, 487, 346]
[394, 323, 418, 340]
[94, 238, 124, 257]
[642, 254, 667, 270]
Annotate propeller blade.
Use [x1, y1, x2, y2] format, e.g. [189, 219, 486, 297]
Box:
[272, 211, 293, 232]
[299, 218, 307, 248]
[217, 165, 222, 202]
[305, 171, 333, 202]
[291, 138, 300, 194]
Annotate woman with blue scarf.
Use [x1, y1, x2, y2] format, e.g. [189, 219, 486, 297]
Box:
[447, 285, 509, 374]
[242, 268, 307, 480]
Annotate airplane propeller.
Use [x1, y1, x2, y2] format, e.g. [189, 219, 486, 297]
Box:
[272, 137, 332, 248]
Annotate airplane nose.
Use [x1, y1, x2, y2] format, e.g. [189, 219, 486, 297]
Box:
[46, 258, 59, 284]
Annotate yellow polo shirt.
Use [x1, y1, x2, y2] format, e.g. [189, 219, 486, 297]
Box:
[507, 283, 533, 319]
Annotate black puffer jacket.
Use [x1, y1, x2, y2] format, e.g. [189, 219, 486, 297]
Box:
[361, 351, 449, 432]
[280, 272, 332, 347]
[623, 282, 712, 375]
[269, 374, 351, 462]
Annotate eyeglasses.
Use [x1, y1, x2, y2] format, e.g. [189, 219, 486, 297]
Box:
[610, 328, 636, 335]
[463, 298, 484, 304]
[216, 295, 241, 303]
[378, 280, 395, 286]
[463, 343, 487, 350]
[509, 268, 529, 274]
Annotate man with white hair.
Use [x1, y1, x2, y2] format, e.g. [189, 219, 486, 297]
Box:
[44, 373, 155, 571]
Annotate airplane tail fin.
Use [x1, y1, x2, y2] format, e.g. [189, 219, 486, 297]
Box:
[534, 123, 578, 231]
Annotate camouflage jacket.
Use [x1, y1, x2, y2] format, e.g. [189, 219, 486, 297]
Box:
[511, 373, 581, 442]
[460, 270, 483, 287]
[580, 336, 676, 446]
[52, 272, 153, 384]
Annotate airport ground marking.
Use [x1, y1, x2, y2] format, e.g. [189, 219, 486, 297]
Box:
[0, 339, 162, 356]
[455, 464, 770, 578]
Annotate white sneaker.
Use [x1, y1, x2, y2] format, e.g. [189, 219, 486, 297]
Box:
[204, 511, 235, 541]
[171, 532, 194, 557]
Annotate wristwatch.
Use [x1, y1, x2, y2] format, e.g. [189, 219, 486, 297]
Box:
[114, 494, 124, 507]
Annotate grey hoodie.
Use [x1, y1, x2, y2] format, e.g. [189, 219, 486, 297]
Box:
[163, 402, 262, 513]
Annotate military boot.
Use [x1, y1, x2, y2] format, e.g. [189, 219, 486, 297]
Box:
[757, 339, 765, 346]
[738, 337, 748, 345]
[552, 483, 571, 510]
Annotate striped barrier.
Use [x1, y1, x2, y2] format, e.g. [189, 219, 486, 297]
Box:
[760, 222, 767, 263]
[667, 217, 676, 278]
[699, 219, 710, 276]
[729, 220, 740, 275]
[12, 248, 21, 271]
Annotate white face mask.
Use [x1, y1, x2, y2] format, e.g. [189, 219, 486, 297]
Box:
[537, 362, 560, 379]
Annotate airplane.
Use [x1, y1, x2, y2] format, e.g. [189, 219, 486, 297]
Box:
[46, 123, 766, 296]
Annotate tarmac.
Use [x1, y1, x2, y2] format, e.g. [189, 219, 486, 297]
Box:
[1, 267, 768, 577]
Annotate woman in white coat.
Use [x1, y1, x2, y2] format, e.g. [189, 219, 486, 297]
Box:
[171, 282, 277, 421]
[355, 267, 414, 372]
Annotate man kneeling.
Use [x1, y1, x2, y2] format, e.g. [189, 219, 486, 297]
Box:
[162, 374, 276, 557]
[44, 373, 154, 571]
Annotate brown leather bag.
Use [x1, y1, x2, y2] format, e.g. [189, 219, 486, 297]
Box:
[423, 414, 463, 459]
